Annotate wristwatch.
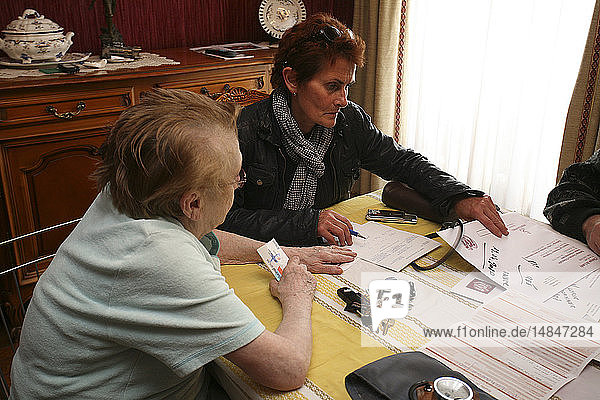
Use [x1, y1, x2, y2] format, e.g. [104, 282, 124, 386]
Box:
[258, 0, 307, 39]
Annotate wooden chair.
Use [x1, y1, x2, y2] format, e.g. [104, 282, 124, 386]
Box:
[0, 218, 82, 399]
[212, 86, 270, 107]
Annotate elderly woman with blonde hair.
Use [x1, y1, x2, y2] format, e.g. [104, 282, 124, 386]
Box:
[9, 89, 347, 399]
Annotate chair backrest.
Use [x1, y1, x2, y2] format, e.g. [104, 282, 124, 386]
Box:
[0, 219, 80, 399]
[213, 86, 270, 107]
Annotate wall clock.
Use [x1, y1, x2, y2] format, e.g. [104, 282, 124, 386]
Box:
[258, 0, 307, 39]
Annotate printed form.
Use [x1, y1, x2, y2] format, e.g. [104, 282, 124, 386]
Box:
[349, 221, 440, 272]
[438, 212, 600, 302]
[421, 290, 600, 400]
[544, 268, 600, 322]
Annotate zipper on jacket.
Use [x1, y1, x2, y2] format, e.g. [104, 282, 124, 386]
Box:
[329, 141, 339, 201]
[278, 147, 287, 205]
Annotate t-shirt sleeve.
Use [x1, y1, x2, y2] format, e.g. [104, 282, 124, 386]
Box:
[104, 229, 265, 377]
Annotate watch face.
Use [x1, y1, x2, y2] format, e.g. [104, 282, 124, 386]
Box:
[433, 377, 473, 400]
[259, 0, 307, 39]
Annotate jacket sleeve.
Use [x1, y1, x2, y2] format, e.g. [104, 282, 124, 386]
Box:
[219, 189, 321, 247]
[347, 104, 482, 217]
[543, 150, 600, 243]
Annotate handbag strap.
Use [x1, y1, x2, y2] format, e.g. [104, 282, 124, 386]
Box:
[410, 220, 463, 271]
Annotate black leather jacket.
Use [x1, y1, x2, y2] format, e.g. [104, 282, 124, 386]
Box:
[219, 95, 478, 246]
[544, 149, 600, 243]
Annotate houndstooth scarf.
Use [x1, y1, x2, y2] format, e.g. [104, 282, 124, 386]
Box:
[272, 87, 334, 210]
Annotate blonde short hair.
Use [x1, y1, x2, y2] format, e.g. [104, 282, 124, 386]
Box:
[94, 88, 239, 219]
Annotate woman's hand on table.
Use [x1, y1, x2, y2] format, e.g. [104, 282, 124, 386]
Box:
[582, 214, 600, 255]
[229, 257, 315, 391]
[283, 246, 356, 275]
[317, 209, 354, 246]
[269, 256, 316, 303]
[453, 195, 509, 237]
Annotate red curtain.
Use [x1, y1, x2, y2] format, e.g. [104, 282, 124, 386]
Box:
[0, 0, 353, 54]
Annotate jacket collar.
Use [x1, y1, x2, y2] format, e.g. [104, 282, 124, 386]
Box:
[255, 96, 280, 145]
[256, 93, 349, 145]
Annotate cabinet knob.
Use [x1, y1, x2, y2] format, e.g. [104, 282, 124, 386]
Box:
[45, 101, 86, 120]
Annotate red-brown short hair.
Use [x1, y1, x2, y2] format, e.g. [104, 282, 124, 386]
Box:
[271, 13, 366, 90]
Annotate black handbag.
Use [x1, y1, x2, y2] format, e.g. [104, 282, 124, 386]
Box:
[381, 182, 445, 223]
[345, 351, 497, 400]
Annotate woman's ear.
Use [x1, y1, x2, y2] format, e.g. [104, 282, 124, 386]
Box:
[282, 66, 299, 95]
[179, 191, 202, 220]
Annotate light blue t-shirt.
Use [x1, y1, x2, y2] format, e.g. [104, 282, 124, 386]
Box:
[9, 190, 264, 399]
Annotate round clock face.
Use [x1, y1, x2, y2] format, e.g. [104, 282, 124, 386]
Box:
[259, 0, 307, 39]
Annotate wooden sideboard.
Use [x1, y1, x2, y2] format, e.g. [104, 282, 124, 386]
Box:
[0, 48, 274, 324]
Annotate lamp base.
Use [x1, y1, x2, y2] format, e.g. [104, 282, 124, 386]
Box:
[101, 42, 142, 60]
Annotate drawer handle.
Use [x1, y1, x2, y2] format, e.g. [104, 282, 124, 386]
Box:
[121, 94, 132, 107]
[46, 101, 86, 120]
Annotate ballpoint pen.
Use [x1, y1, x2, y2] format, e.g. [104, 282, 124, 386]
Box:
[349, 229, 367, 239]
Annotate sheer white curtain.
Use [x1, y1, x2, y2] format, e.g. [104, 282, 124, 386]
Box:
[400, 0, 595, 220]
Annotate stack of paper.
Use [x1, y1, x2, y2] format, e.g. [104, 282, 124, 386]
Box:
[421, 290, 600, 400]
[438, 212, 600, 312]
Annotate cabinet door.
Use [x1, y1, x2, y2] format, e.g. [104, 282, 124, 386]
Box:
[0, 86, 132, 285]
[0, 131, 105, 284]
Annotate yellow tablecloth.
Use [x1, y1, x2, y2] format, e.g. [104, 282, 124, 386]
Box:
[217, 190, 481, 399]
[216, 191, 600, 399]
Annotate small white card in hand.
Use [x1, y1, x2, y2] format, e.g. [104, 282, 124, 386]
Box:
[257, 239, 289, 281]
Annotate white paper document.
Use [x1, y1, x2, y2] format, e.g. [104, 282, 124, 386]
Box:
[437, 212, 600, 301]
[421, 290, 600, 400]
[349, 221, 440, 272]
[451, 270, 505, 303]
[544, 268, 600, 322]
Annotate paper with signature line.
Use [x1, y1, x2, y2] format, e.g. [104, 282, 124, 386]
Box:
[349, 221, 440, 272]
[438, 212, 600, 302]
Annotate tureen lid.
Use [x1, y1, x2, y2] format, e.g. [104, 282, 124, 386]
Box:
[2, 9, 63, 34]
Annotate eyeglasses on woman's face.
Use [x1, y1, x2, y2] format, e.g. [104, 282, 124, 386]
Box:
[202, 169, 246, 190]
[234, 168, 246, 190]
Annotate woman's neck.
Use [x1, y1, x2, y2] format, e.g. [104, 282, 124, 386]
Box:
[289, 96, 315, 136]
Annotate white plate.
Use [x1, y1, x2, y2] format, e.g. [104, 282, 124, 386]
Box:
[258, 0, 306, 39]
[0, 53, 91, 68]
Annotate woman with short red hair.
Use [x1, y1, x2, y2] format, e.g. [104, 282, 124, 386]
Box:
[220, 13, 508, 260]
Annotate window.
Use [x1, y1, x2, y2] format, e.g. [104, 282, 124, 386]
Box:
[399, 0, 595, 220]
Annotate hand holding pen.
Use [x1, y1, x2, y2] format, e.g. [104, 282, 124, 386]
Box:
[349, 229, 367, 239]
[318, 209, 359, 246]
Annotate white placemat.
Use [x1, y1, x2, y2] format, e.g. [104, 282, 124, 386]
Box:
[0, 52, 180, 79]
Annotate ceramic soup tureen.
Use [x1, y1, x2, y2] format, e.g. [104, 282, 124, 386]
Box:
[0, 9, 74, 63]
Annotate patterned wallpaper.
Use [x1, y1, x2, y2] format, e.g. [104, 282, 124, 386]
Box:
[0, 0, 354, 54]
